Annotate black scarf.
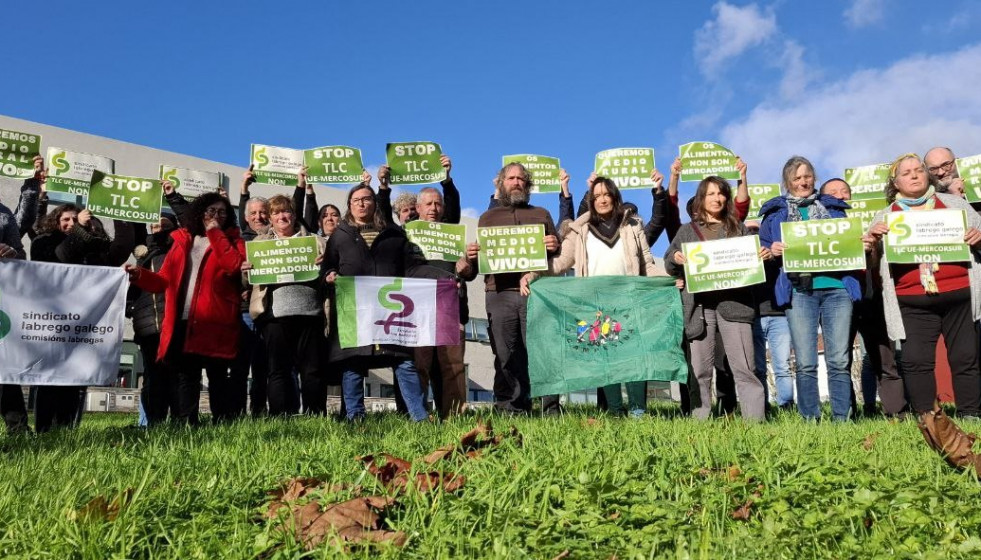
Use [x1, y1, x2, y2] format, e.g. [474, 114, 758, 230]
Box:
[587, 215, 620, 248]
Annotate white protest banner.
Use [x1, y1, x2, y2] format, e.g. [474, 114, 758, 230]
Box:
[502, 154, 561, 193]
[682, 236, 765, 294]
[678, 141, 740, 182]
[955, 154, 981, 203]
[844, 163, 890, 201]
[45, 147, 114, 204]
[0, 127, 41, 179]
[334, 276, 460, 348]
[593, 148, 655, 190]
[251, 144, 304, 187]
[884, 210, 970, 263]
[159, 165, 222, 199]
[0, 260, 126, 386]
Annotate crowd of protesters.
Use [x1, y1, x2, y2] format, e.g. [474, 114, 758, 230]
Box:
[2, 144, 981, 434]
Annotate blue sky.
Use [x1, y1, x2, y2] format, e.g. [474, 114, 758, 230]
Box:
[6, 0, 981, 253]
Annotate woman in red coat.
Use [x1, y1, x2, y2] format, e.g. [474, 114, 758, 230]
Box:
[126, 193, 246, 424]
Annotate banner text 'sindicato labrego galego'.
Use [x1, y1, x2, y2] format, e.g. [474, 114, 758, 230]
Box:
[477, 224, 547, 274]
[386, 142, 444, 185]
[86, 172, 163, 225]
[0, 127, 41, 179]
[251, 144, 303, 187]
[593, 148, 654, 190]
[502, 154, 561, 193]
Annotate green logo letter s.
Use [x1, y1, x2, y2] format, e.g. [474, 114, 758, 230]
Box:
[52, 151, 70, 175]
[254, 147, 269, 169]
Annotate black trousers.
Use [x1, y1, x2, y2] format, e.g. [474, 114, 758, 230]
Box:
[0, 384, 28, 433]
[35, 386, 85, 432]
[232, 313, 267, 417]
[898, 288, 981, 416]
[849, 296, 906, 416]
[485, 290, 559, 413]
[167, 321, 234, 424]
[261, 316, 327, 415]
[136, 333, 178, 425]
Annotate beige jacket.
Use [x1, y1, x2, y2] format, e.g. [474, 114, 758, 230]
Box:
[244, 226, 327, 320]
[533, 210, 666, 279]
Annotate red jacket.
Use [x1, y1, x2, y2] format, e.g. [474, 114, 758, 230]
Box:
[133, 227, 246, 360]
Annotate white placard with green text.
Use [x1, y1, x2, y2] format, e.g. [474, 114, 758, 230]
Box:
[780, 217, 866, 272]
[502, 154, 561, 193]
[593, 148, 654, 190]
[0, 127, 41, 179]
[385, 142, 445, 185]
[45, 147, 115, 203]
[251, 144, 303, 187]
[844, 163, 890, 201]
[884, 210, 970, 263]
[678, 141, 740, 182]
[477, 224, 547, 274]
[405, 221, 467, 262]
[159, 165, 222, 199]
[682, 236, 764, 294]
[87, 172, 163, 224]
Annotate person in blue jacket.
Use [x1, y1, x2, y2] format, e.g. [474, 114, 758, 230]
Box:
[758, 156, 861, 421]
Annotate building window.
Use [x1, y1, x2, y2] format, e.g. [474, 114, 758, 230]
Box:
[379, 384, 396, 399]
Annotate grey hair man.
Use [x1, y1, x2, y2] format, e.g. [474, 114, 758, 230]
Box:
[392, 192, 418, 224]
[924, 147, 964, 196]
[239, 165, 271, 241]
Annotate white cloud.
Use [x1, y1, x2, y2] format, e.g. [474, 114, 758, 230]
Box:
[718, 44, 981, 184]
[776, 40, 810, 99]
[694, 2, 777, 76]
[460, 207, 480, 219]
[844, 0, 885, 29]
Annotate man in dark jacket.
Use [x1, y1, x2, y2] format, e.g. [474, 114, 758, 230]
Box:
[465, 162, 561, 414]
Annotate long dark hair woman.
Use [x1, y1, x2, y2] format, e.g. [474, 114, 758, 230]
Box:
[665, 176, 768, 421]
[125, 193, 246, 425]
[321, 179, 454, 421]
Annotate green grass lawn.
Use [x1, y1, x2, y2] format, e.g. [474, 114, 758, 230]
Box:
[1, 407, 980, 559]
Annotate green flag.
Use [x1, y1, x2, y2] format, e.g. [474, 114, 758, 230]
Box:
[527, 276, 687, 397]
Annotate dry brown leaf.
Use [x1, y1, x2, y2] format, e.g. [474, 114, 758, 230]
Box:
[359, 454, 466, 494]
[726, 466, 742, 481]
[608, 511, 621, 520]
[287, 496, 406, 550]
[421, 421, 521, 465]
[551, 550, 570, 560]
[862, 433, 878, 451]
[72, 488, 133, 522]
[731, 499, 754, 521]
[918, 409, 981, 476]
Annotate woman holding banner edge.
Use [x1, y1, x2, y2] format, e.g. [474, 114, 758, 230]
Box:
[321, 176, 454, 422]
[520, 170, 667, 416]
[759, 156, 858, 421]
[665, 176, 768, 420]
[864, 153, 981, 418]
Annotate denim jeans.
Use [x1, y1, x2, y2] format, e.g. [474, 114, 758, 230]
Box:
[786, 288, 853, 421]
[752, 315, 794, 406]
[342, 360, 429, 421]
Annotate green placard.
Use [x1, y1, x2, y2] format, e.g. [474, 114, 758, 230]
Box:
[304, 146, 364, 185]
[678, 141, 740, 182]
[884, 210, 970, 263]
[45, 147, 114, 203]
[502, 154, 561, 193]
[682, 236, 765, 294]
[845, 198, 889, 231]
[0, 127, 41, 179]
[246, 236, 320, 285]
[405, 221, 467, 262]
[385, 141, 444, 185]
[780, 217, 865, 272]
[87, 172, 163, 225]
[593, 147, 654, 190]
[477, 224, 547, 274]
[746, 184, 781, 220]
[955, 154, 981, 203]
[159, 165, 222, 199]
[844, 163, 890, 201]
[251, 144, 303, 187]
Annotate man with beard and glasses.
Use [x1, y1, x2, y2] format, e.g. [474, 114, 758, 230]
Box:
[925, 147, 968, 200]
[466, 162, 561, 414]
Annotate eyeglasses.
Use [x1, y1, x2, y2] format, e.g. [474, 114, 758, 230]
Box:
[927, 160, 955, 174]
[205, 208, 227, 217]
[350, 196, 374, 206]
